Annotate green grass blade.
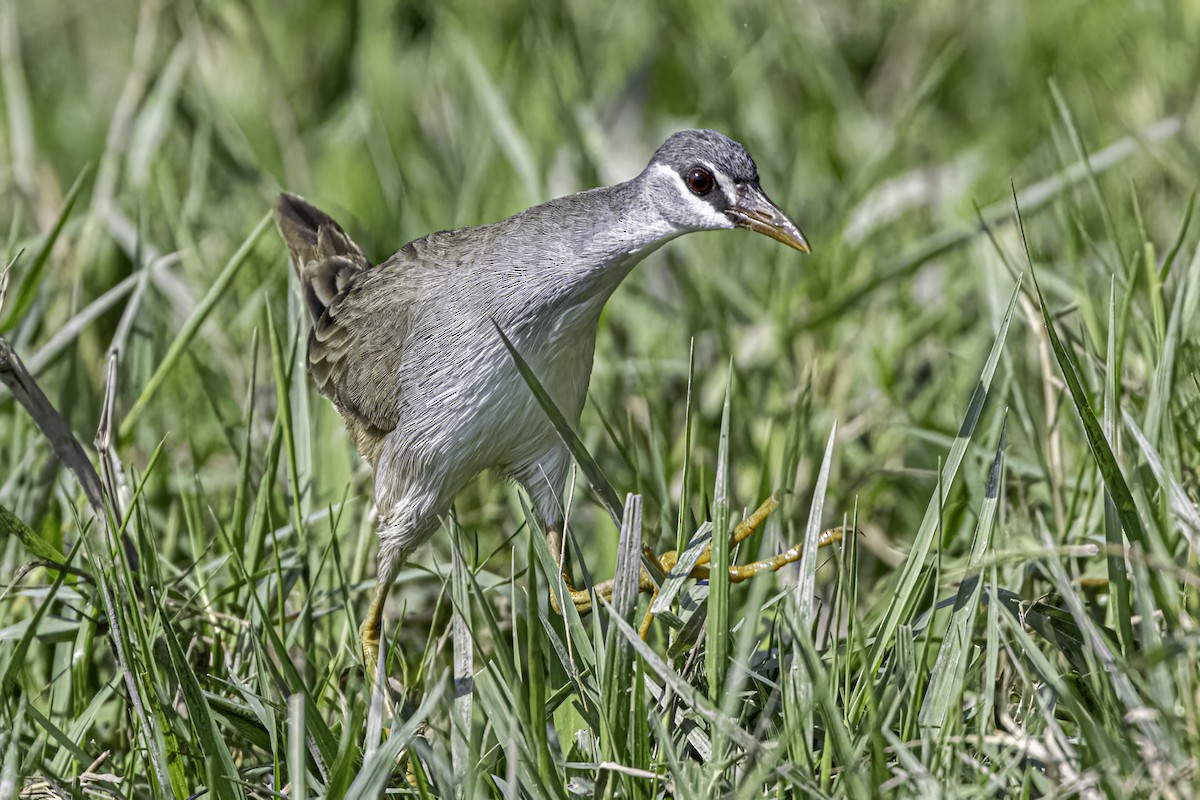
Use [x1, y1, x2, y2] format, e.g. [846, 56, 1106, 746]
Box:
[525, 495, 598, 673]
[1021, 210, 1151, 553]
[0, 165, 91, 332]
[706, 363, 733, 708]
[24, 700, 94, 768]
[493, 320, 622, 524]
[852, 278, 1020, 720]
[0, 540, 78, 695]
[603, 595, 763, 756]
[119, 210, 271, 439]
[1049, 79, 1128, 277]
[676, 339, 697, 555]
[1103, 278, 1135, 655]
[161, 595, 246, 800]
[802, 117, 1179, 330]
[1159, 188, 1195, 283]
[1144, 246, 1199, 445]
[1124, 411, 1200, 544]
[230, 327, 259, 554]
[0, 501, 68, 566]
[266, 302, 313, 666]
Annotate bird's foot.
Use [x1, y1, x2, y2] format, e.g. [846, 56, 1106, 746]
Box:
[360, 619, 382, 684]
[548, 495, 847, 639]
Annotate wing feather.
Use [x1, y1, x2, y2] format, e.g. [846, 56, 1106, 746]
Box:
[276, 193, 408, 465]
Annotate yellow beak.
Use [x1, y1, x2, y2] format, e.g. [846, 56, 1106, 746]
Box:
[726, 185, 810, 253]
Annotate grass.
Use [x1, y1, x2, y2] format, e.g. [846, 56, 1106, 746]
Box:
[2, 0, 1199, 796]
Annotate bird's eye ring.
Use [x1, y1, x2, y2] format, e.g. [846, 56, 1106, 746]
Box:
[686, 168, 714, 196]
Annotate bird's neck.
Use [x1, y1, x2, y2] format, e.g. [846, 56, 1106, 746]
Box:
[530, 175, 680, 306]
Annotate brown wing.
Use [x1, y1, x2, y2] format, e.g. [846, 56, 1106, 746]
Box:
[275, 193, 369, 322]
[276, 193, 406, 466]
[307, 273, 409, 466]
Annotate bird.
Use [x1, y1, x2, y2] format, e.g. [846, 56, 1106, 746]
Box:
[275, 128, 811, 674]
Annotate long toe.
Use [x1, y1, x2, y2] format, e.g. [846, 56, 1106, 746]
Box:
[360, 621, 382, 677]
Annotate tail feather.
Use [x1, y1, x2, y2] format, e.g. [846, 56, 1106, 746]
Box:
[275, 193, 369, 322]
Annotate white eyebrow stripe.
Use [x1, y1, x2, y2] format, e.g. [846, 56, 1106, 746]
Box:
[651, 163, 731, 228]
[700, 160, 738, 206]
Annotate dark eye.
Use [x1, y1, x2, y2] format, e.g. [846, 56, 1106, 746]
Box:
[686, 168, 714, 196]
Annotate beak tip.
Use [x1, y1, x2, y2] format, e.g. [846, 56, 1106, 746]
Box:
[727, 187, 810, 255]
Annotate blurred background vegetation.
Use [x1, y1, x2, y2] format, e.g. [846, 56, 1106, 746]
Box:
[2, 0, 1199, 795]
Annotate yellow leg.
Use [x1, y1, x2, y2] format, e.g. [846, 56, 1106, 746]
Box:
[547, 495, 848, 639]
[546, 524, 656, 616]
[685, 526, 846, 582]
[360, 578, 388, 678]
[655, 494, 781, 576]
[360, 545, 408, 682]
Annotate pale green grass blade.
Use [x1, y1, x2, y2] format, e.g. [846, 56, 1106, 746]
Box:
[648, 521, 712, 623]
[995, 595, 1117, 769]
[3, 252, 177, 386]
[229, 327, 259, 554]
[1033, 516, 1173, 760]
[347, 678, 448, 799]
[1159, 189, 1195, 283]
[600, 494, 642, 782]
[790, 421, 836, 757]
[1123, 411, 1200, 545]
[1049, 79, 1129, 277]
[24, 700, 93, 768]
[0, 165, 91, 332]
[804, 117, 1180, 330]
[127, 34, 193, 187]
[882, 727, 938, 796]
[525, 495, 598, 674]
[450, 518, 474, 785]
[795, 421, 837, 624]
[521, 521, 557, 793]
[788, 618, 867, 796]
[1144, 246, 1199, 444]
[0, 697, 24, 795]
[119, 211, 271, 439]
[225, 541, 339, 768]
[675, 339, 697, 555]
[917, 414, 1006, 737]
[604, 595, 762, 755]
[446, 520, 560, 797]
[266, 303, 312, 661]
[287, 694, 308, 800]
[978, 571, 1001, 742]
[472, 664, 556, 800]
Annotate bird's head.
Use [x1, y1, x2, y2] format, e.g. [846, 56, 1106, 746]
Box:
[642, 129, 809, 253]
